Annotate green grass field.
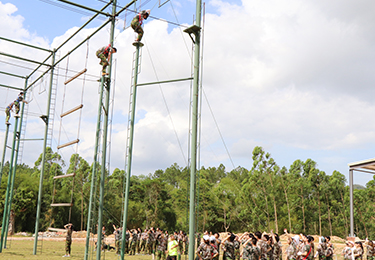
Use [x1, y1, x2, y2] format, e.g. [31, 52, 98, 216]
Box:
[0, 240, 161, 260]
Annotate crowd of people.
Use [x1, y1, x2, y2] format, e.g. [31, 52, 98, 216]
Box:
[63, 225, 374, 260]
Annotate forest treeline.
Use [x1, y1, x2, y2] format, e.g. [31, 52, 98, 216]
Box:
[0, 146, 373, 238]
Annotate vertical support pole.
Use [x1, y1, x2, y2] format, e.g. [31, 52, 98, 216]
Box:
[188, 0, 202, 259]
[84, 78, 105, 260]
[96, 2, 116, 260]
[33, 50, 56, 255]
[3, 85, 28, 247]
[120, 42, 143, 260]
[0, 117, 19, 251]
[0, 124, 10, 184]
[349, 169, 354, 237]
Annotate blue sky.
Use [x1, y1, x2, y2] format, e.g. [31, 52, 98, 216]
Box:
[1, 0, 375, 187]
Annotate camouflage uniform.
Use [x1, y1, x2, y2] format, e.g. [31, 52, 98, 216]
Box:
[131, 13, 145, 42]
[354, 247, 363, 260]
[234, 240, 240, 260]
[273, 241, 282, 260]
[96, 45, 114, 74]
[250, 245, 261, 260]
[178, 233, 184, 255]
[242, 242, 252, 260]
[130, 231, 138, 255]
[156, 235, 168, 260]
[196, 242, 218, 260]
[286, 242, 297, 260]
[224, 241, 235, 260]
[317, 242, 328, 260]
[303, 244, 313, 260]
[125, 231, 130, 254]
[214, 238, 222, 260]
[5, 102, 13, 124]
[266, 243, 273, 260]
[114, 229, 122, 255]
[343, 247, 352, 260]
[140, 231, 147, 253]
[65, 228, 72, 255]
[367, 245, 375, 260]
[325, 245, 333, 260]
[258, 240, 268, 260]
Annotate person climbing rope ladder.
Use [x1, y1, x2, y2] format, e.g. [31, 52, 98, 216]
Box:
[96, 44, 117, 76]
[5, 92, 28, 125]
[131, 10, 150, 42]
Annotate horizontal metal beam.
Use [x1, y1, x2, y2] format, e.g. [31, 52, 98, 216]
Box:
[351, 168, 375, 175]
[136, 77, 194, 87]
[19, 138, 44, 141]
[0, 83, 24, 91]
[57, 0, 111, 16]
[53, 173, 75, 180]
[0, 51, 51, 67]
[0, 71, 26, 79]
[0, 36, 52, 53]
[61, 104, 83, 118]
[27, 53, 54, 80]
[115, 0, 137, 17]
[64, 69, 87, 85]
[57, 139, 80, 149]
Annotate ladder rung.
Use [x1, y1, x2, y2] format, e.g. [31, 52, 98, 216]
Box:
[57, 139, 79, 149]
[50, 203, 73, 207]
[64, 68, 87, 85]
[53, 173, 75, 180]
[60, 104, 83, 118]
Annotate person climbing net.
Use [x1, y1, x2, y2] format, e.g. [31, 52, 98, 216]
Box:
[131, 9, 150, 43]
[5, 92, 28, 125]
[96, 44, 117, 76]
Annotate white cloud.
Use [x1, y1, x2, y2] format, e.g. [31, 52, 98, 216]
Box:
[1, 0, 375, 185]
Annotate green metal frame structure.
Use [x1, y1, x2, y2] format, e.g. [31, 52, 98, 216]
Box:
[0, 1, 203, 260]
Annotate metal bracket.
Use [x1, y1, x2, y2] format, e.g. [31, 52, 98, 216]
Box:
[40, 115, 48, 125]
[183, 25, 201, 44]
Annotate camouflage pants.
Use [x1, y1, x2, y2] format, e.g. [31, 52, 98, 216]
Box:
[115, 240, 120, 254]
[157, 249, 166, 260]
[130, 241, 137, 255]
[96, 51, 108, 73]
[140, 239, 146, 252]
[65, 240, 72, 254]
[234, 250, 240, 260]
[5, 107, 10, 123]
[131, 21, 144, 42]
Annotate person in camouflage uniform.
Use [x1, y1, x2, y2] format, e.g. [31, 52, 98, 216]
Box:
[255, 232, 268, 260]
[178, 231, 184, 256]
[325, 241, 334, 260]
[285, 236, 297, 260]
[113, 225, 122, 255]
[156, 232, 168, 260]
[196, 235, 218, 260]
[271, 232, 282, 260]
[96, 44, 117, 76]
[140, 229, 148, 253]
[125, 230, 130, 254]
[234, 236, 241, 260]
[298, 235, 313, 260]
[5, 92, 28, 125]
[354, 242, 364, 260]
[241, 235, 253, 260]
[317, 237, 328, 260]
[343, 241, 353, 260]
[365, 239, 375, 260]
[249, 238, 261, 260]
[264, 235, 273, 260]
[63, 223, 73, 257]
[222, 233, 236, 260]
[214, 233, 222, 260]
[131, 10, 150, 42]
[130, 229, 138, 255]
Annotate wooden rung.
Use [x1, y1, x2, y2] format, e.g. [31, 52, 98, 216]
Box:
[64, 68, 87, 85]
[53, 173, 76, 180]
[60, 104, 83, 118]
[57, 139, 79, 149]
[48, 227, 67, 232]
[51, 203, 73, 207]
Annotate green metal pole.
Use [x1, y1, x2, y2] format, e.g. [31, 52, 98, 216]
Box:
[96, 2, 117, 259]
[0, 116, 19, 251]
[3, 85, 27, 247]
[84, 78, 105, 260]
[120, 42, 143, 260]
[33, 50, 56, 255]
[0, 124, 10, 185]
[188, 0, 202, 259]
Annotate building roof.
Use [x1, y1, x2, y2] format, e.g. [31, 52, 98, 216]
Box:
[348, 158, 375, 172]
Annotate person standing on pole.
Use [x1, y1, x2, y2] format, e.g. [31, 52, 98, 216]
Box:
[96, 44, 117, 76]
[131, 10, 150, 42]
